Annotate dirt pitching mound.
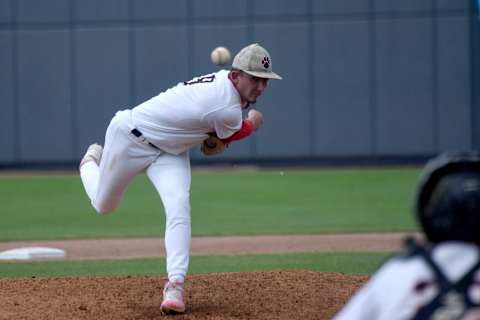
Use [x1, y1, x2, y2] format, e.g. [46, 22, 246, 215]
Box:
[0, 270, 367, 320]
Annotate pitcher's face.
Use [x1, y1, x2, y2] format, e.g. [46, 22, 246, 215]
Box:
[230, 70, 269, 107]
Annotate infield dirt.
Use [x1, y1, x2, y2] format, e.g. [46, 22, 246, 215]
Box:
[0, 233, 415, 319]
[0, 270, 367, 320]
[0, 232, 418, 260]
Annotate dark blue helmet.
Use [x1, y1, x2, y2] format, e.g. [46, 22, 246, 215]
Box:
[416, 152, 480, 244]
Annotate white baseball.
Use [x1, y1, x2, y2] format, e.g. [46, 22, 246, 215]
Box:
[210, 46, 231, 66]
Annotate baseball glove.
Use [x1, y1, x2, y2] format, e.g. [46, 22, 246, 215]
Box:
[201, 133, 225, 156]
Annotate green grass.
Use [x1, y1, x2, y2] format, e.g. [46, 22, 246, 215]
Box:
[0, 251, 393, 278]
[0, 168, 420, 241]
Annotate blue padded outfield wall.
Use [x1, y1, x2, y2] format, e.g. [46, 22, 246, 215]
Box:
[0, 0, 478, 167]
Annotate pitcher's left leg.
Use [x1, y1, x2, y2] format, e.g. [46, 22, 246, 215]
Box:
[147, 151, 191, 314]
[147, 151, 191, 281]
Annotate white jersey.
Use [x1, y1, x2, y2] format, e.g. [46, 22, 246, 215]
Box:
[131, 70, 243, 155]
[334, 242, 480, 320]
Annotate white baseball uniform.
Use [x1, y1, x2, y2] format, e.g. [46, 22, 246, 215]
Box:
[333, 242, 480, 320]
[80, 70, 243, 282]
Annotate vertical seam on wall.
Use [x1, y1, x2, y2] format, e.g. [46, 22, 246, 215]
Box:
[369, 0, 376, 156]
[128, 0, 136, 106]
[432, 0, 438, 152]
[69, 0, 77, 158]
[187, 0, 193, 81]
[308, 0, 315, 155]
[469, 0, 476, 149]
[12, 0, 19, 162]
[247, 0, 256, 158]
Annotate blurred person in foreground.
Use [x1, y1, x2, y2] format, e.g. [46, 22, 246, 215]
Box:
[78, 43, 282, 314]
[334, 151, 480, 320]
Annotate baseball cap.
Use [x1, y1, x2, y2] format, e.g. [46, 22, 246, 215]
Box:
[232, 43, 282, 80]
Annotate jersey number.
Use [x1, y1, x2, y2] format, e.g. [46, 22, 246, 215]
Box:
[183, 74, 216, 85]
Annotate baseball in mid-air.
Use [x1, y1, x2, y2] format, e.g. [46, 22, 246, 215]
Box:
[210, 46, 231, 66]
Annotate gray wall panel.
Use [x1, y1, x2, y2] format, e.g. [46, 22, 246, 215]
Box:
[75, 29, 130, 153]
[0, 32, 15, 162]
[17, 30, 72, 161]
[73, 0, 129, 22]
[134, 26, 189, 103]
[313, 0, 370, 15]
[133, 0, 187, 21]
[254, 22, 310, 157]
[375, 18, 434, 154]
[0, 0, 476, 165]
[0, 0, 12, 23]
[374, 0, 431, 13]
[17, 0, 70, 23]
[192, 0, 247, 18]
[437, 16, 471, 150]
[253, 0, 308, 17]
[314, 21, 372, 155]
[436, 0, 471, 11]
[190, 24, 249, 160]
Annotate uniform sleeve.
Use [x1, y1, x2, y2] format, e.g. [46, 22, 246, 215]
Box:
[221, 120, 255, 145]
[207, 106, 242, 139]
[333, 279, 378, 320]
[332, 261, 402, 320]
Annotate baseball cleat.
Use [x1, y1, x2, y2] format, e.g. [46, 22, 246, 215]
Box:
[79, 143, 103, 168]
[160, 281, 185, 314]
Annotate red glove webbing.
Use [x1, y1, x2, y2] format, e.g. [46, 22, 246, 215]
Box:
[221, 119, 255, 145]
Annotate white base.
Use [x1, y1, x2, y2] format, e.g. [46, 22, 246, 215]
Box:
[0, 247, 66, 261]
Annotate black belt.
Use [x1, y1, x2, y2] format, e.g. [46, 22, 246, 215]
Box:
[130, 129, 160, 150]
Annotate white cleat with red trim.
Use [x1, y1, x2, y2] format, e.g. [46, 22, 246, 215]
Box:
[79, 143, 103, 168]
[160, 281, 186, 314]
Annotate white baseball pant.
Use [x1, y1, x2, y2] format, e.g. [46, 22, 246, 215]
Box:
[80, 110, 191, 283]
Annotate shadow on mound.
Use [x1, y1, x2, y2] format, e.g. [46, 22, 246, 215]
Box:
[0, 270, 367, 320]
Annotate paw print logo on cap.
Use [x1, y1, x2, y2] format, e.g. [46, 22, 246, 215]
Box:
[261, 57, 270, 69]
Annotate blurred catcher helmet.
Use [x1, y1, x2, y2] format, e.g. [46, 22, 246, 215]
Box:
[416, 151, 480, 244]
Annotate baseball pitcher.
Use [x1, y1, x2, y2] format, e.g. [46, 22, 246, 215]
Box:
[79, 43, 282, 314]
